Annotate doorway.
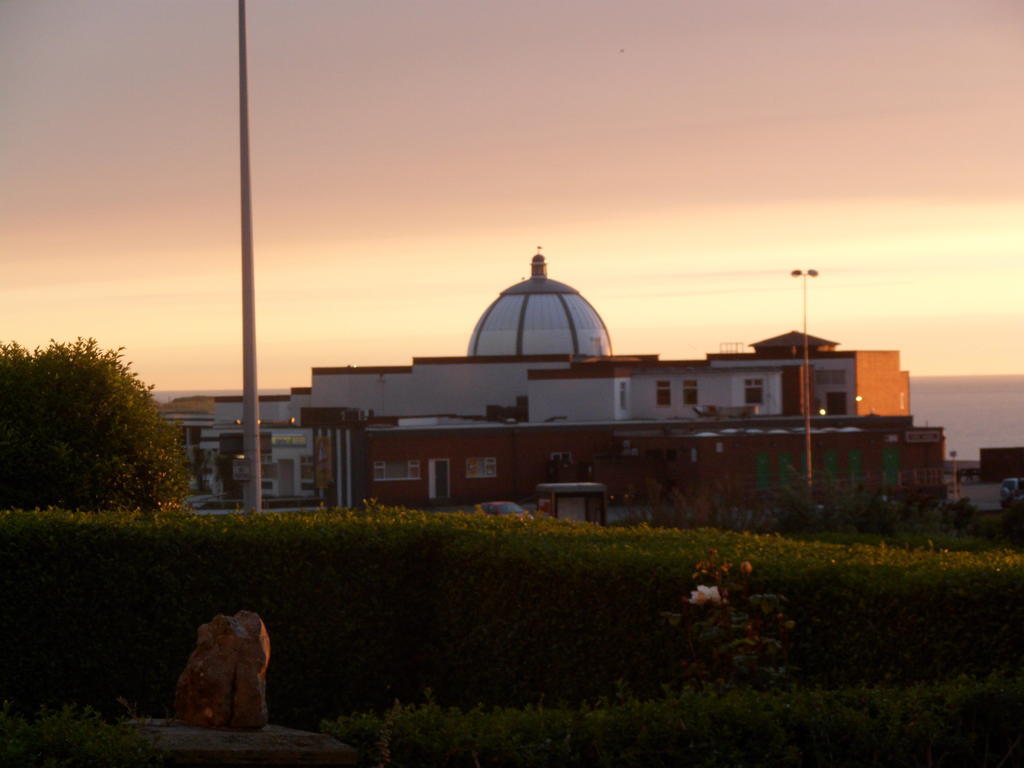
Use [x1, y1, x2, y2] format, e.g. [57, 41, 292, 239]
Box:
[826, 391, 848, 415]
[278, 458, 295, 496]
[429, 458, 450, 500]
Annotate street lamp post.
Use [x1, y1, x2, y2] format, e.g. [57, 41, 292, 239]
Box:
[790, 269, 818, 488]
[239, 0, 262, 513]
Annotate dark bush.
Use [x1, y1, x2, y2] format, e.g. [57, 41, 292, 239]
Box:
[0, 702, 162, 768]
[324, 677, 1024, 768]
[945, 496, 979, 533]
[1002, 500, 1024, 546]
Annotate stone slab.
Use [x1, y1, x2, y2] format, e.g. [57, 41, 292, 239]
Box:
[131, 720, 357, 766]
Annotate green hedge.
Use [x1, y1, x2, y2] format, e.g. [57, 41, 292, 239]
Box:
[325, 677, 1024, 768]
[0, 508, 445, 728]
[4, 508, 1024, 726]
[0, 702, 162, 768]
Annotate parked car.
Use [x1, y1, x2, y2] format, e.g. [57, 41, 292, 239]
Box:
[1001, 478, 1024, 508]
[478, 501, 531, 518]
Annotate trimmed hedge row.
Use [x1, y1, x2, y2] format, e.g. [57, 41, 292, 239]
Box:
[4, 508, 1024, 726]
[0, 702, 162, 768]
[324, 677, 1024, 768]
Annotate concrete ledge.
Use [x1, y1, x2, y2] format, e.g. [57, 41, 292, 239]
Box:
[131, 720, 357, 766]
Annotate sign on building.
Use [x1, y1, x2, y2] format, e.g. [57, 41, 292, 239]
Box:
[315, 435, 332, 489]
[232, 458, 251, 481]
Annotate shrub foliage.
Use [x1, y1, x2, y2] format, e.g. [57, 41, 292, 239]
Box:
[0, 702, 162, 768]
[325, 677, 1024, 768]
[3, 507, 1024, 726]
[0, 338, 188, 511]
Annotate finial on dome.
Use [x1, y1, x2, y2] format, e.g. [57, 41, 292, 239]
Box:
[531, 248, 547, 279]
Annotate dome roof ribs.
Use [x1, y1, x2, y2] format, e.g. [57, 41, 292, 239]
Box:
[467, 251, 612, 357]
[515, 294, 531, 356]
[595, 304, 612, 353]
[470, 296, 502, 356]
[555, 293, 580, 355]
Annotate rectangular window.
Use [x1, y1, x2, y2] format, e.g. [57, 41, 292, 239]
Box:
[755, 452, 771, 490]
[300, 455, 314, 491]
[373, 459, 421, 481]
[814, 369, 846, 386]
[550, 451, 573, 464]
[744, 378, 764, 405]
[824, 450, 839, 478]
[683, 379, 698, 405]
[619, 381, 628, 410]
[848, 450, 863, 482]
[466, 457, 497, 478]
[656, 380, 671, 406]
[779, 452, 795, 486]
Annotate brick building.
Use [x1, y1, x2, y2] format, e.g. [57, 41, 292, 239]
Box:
[298, 412, 943, 510]
[200, 251, 943, 511]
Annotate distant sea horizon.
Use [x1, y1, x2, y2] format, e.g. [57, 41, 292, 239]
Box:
[910, 375, 1024, 462]
[154, 374, 1024, 463]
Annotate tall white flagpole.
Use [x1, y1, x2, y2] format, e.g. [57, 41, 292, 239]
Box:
[239, 0, 262, 512]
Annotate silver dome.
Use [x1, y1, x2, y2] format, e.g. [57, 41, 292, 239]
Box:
[467, 253, 612, 357]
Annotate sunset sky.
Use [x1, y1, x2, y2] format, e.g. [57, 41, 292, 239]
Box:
[3, 0, 1023, 390]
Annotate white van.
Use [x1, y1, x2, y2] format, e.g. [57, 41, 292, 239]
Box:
[1001, 478, 1024, 508]
[535, 482, 607, 524]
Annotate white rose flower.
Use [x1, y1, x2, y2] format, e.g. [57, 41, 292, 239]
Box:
[688, 585, 724, 606]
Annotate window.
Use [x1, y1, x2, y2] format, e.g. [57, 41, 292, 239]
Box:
[683, 379, 698, 405]
[744, 378, 764, 405]
[300, 455, 314, 491]
[656, 380, 671, 406]
[814, 369, 846, 386]
[373, 459, 421, 481]
[550, 451, 573, 464]
[619, 381, 628, 410]
[466, 457, 496, 478]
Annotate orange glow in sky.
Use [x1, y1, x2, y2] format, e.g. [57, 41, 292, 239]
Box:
[2, 0, 1022, 389]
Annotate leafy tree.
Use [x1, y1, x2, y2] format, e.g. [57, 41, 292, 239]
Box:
[0, 338, 188, 511]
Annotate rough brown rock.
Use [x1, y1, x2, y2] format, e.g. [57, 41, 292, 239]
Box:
[174, 610, 271, 729]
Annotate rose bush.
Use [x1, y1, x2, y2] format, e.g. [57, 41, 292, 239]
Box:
[664, 549, 794, 691]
